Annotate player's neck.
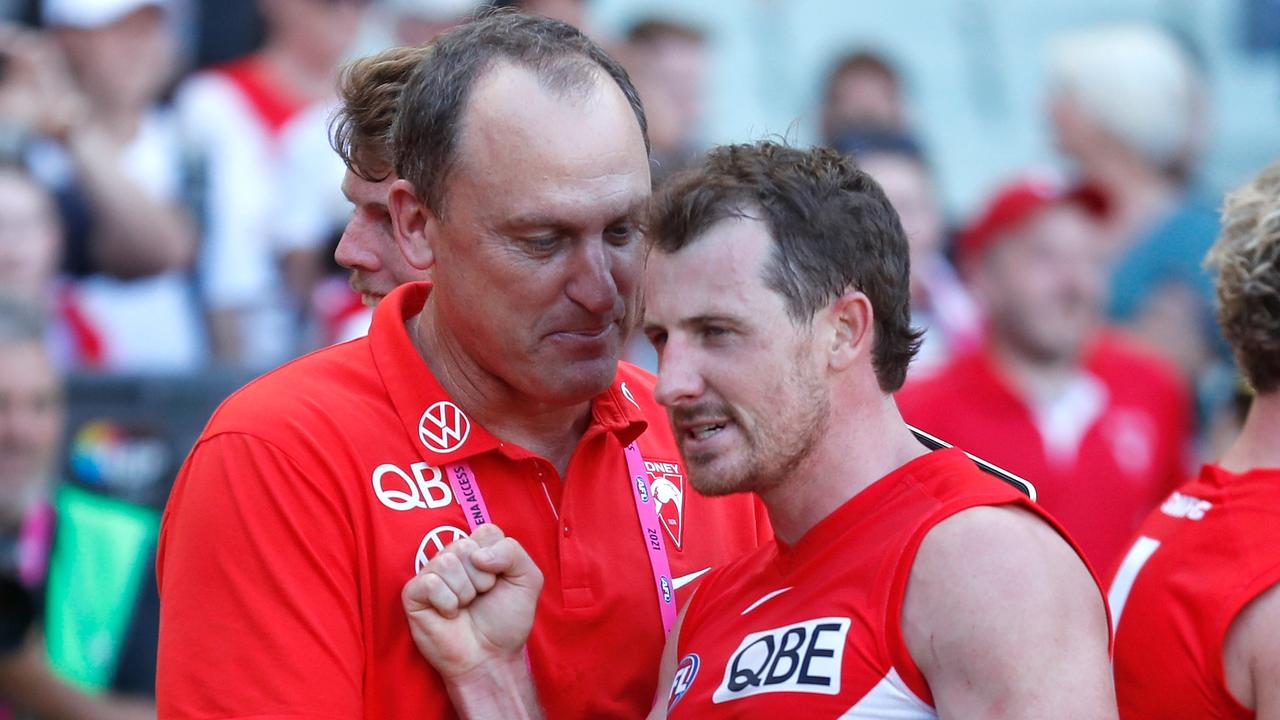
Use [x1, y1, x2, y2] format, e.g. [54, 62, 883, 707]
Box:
[410, 311, 592, 475]
[1219, 391, 1280, 474]
[761, 395, 928, 546]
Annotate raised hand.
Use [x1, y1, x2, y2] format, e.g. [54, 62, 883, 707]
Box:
[402, 522, 543, 680]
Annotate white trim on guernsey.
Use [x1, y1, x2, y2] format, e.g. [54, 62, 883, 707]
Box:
[838, 667, 936, 719]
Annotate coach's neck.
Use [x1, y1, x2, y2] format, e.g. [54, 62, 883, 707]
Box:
[410, 308, 593, 476]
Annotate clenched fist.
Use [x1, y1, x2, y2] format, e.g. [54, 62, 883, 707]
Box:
[402, 523, 543, 680]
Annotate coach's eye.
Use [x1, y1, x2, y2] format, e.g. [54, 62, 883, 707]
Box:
[605, 222, 637, 246]
[523, 235, 561, 253]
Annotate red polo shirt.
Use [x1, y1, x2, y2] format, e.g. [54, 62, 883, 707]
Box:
[156, 282, 770, 719]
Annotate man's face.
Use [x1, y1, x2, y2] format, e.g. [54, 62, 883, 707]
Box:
[975, 205, 1105, 363]
[0, 342, 61, 522]
[336, 167, 422, 305]
[424, 63, 651, 406]
[644, 215, 831, 497]
[0, 171, 61, 306]
[58, 7, 175, 111]
[825, 67, 902, 135]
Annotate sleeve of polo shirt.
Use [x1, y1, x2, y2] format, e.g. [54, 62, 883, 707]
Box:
[157, 432, 361, 720]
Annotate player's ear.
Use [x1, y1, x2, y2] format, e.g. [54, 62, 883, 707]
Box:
[825, 290, 873, 372]
[388, 178, 436, 271]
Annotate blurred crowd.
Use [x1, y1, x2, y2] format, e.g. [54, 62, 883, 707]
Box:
[0, 0, 1271, 715]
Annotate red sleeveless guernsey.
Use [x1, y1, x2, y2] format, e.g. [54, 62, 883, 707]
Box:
[665, 448, 1095, 718]
[1110, 464, 1280, 719]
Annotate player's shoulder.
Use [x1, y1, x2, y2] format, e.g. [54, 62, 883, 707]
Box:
[203, 338, 379, 441]
[909, 503, 1104, 628]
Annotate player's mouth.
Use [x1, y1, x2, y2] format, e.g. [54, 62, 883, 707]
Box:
[686, 422, 726, 440]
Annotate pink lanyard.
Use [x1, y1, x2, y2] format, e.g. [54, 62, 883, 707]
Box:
[444, 441, 677, 635]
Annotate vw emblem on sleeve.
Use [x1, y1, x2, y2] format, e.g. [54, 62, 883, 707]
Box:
[414, 525, 469, 573]
[418, 401, 471, 454]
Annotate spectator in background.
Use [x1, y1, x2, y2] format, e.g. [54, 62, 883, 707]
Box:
[381, 0, 481, 46]
[0, 296, 153, 720]
[0, 166, 72, 363]
[819, 49, 906, 145]
[490, 0, 589, 33]
[0, 0, 203, 372]
[1047, 24, 1224, 410]
[175, 0, 366, 367]
[898, 176, 1191, 576]
[839, 131, 981, 376]
[622, 17, 706, 184]
[1108, 159, 1280, 719]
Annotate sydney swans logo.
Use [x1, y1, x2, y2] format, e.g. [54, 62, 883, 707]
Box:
[419, 401, 471, 454]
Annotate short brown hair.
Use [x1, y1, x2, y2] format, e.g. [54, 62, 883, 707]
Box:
[392, 10, 648, 215]
[1206, 159, 1280, 393]
[330, 43, 433, 181]
[649, 141, 923, 392]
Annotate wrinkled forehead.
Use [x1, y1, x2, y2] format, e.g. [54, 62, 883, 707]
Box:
[456, 61, 647, 172]
[447, 62, 651, 224]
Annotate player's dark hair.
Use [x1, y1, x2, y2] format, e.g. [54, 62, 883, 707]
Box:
[648, 141, 923, 392]
[392, 10, 649, 216]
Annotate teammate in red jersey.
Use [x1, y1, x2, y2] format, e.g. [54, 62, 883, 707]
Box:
[157, 13, 769, 720]
[1109, 159, 1280, 718]
[406, 142, 1116, 718]
[637, 141, 1114, 719]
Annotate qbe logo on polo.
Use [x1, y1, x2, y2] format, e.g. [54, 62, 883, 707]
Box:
[419, 401, 470, 454]
[371, 462, 452, 511]
[667, 653, 700, 711]
[712, 617, 850, 703]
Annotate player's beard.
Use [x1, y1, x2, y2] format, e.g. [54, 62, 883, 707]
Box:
[677, 359, 831, 497]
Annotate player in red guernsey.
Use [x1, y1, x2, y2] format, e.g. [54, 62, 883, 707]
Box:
[1110, 160, 1280, 718]
[402, 142, 1117, 718]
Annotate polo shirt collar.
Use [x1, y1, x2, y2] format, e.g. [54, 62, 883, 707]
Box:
[369, 282, 649, 466]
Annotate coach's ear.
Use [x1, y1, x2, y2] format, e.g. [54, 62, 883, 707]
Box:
[388, 178, 436, 271]
[825, 290, 873, 372]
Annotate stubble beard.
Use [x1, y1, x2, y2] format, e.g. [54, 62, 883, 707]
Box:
[683, 363, 831, 498]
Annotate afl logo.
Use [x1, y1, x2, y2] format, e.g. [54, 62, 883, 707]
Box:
[419, 401, 470, 454]
[667, 654, 700, 711]
[635, 475, 650, 504]
[414, 525, 468, 573]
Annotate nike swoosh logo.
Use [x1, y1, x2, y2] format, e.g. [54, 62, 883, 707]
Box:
[672, 567, 711, 590]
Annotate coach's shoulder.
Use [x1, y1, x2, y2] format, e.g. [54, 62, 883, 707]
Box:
[204, 339, 379, 440]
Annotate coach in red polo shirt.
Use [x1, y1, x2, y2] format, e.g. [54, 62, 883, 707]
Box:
[155, 14, 769, 720]
[898, 174, 1190, 576]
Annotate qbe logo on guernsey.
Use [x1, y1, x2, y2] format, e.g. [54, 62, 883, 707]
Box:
[713, 617, 850, 703]
[419, 401, 470, 454]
